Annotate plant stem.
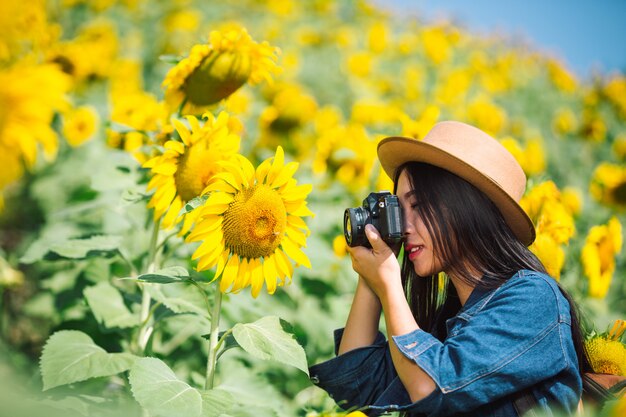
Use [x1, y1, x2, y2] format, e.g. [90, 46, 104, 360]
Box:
[205, 289, 223, 390]
[137, 218, 161, 353]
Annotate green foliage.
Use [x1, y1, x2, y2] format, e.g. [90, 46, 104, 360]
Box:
[129, 357, 203, 417]
[40, 331, 138, 391]
[232, 316, 309, 376]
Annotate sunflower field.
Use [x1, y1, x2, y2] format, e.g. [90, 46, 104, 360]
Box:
[1, 0, 625, 416]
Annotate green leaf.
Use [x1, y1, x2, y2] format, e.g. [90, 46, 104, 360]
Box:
[201, 389, 234, 417]
[84, 282, 140, 329]
[22, 236, 123, 263]
[137, 266, 190, 284]
[129, 357, 202, 417]
[147, 283, 210, 319]
[231, 316, 308, 375]
[48, 236, 123, 260]
[40, 330, 138, 390]
[179, 195, 208, 216]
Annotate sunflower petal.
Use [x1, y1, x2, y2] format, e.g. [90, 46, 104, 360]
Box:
[220, 255, 239, 292]
[263, 257, 278, 295]
[173, 119, 191, 145]
[287, 215, 310, 235]
[249, 258, 265, 298]
[164, 140, 185, 154]
[212, 250, 230, 282]
[270, 161, 299, 189]
[255, 158, 272, 184]
[231, 258, 249, 293]
[280, 183, 313, 201]
[281, 238, 311, 268]
[267, 146, 285, 185]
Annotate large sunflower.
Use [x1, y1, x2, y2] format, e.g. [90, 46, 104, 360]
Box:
[162, 26, 281, 113]
[143, 111, 241, 232]
[186, 146, 313, 298]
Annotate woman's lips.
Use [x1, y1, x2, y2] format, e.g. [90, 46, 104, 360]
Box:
[405, 244, 424, 261]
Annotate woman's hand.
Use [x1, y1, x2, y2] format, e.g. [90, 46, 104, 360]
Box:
[347, 224, 402, 299]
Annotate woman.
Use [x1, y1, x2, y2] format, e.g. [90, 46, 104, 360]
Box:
[309, 121, 589, 416]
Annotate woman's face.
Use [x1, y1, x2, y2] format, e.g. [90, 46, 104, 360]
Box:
[396, 170, 444, 277]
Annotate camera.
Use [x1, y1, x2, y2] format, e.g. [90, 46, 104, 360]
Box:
[343, 191, 404, 248]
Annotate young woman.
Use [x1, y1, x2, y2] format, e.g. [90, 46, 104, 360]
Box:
[309, 121, 590, 416]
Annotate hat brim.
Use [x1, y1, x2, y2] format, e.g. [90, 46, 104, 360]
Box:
[378, 136, 536, 246]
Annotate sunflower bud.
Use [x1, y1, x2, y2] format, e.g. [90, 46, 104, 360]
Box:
[184, 49, 252, 106]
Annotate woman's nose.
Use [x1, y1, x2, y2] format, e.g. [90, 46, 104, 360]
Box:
[402, 216, 414, 234]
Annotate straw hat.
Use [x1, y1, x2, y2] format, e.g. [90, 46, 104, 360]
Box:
[377, 121, 536, 246]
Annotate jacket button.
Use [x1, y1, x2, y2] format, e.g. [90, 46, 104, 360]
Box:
[311, 376, 320, 384]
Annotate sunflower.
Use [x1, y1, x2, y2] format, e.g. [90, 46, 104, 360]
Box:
[590, 162, 626, 208]
[586, 321, 626, 376]
[162, 26, 281, 113]
[143, 111, 241, 232]
[0, 61, 70, 208]
[186, 146, 313, 298]
[581, 217, 623, 298]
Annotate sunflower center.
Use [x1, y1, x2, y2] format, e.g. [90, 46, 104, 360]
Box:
[174, 141, 218, 202]
[184, 50, 252, 106]
[222, 184, 287, 259]
[595, 360, 621, 375]
[611, 181, 626, 205]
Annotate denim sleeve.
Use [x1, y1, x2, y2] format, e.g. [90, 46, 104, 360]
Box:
[391, 275, 573, 415]
[308, 328, 399, 411]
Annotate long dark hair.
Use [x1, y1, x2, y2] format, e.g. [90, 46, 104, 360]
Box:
[394, 162, 591, 376]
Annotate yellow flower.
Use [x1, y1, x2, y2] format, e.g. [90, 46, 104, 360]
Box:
[547, 59, 577, 93]
[530, 233, 565, 280]
[107, 90, 169, 162]
[561, 187, 583, 216]
[143, 112, 241, 232]
[313, 122, 378, 192]
[399, 106, 440, 140]
[48, 20, 119, 82]
[260, 83, 318, 134]
[500, 137, 546, 177]
[604, 74, 626, 118]
[346, 52, 373, 78]
[585, 336, 626, 376]
[368, 22, 388, 54]
[0, 61, 70, 168]
[351, 100, 401, 126]
[582, 217, 623, 298]
[552, 107, 577, 135]
[186, 146, 313, 298]
[421, 26, 451, 65]
[434, 68, 471, 106]
[162, 27, 281, 112]
[332, 235, 347, 258]
[521, 182, 576, 245]
[0, 0, 55, 61]
[63, 106, 99, 147]
[466, 95, 507, 137]
[590, 162, 626, 208]
[581, 109, 606, 142]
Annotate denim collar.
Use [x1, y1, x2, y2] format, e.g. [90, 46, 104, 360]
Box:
[455, 271, 524, 321]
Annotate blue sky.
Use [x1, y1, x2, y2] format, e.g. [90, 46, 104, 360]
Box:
[379, 0, 626, 78]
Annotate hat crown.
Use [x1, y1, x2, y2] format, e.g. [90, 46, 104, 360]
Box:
[421, 121, 526, 202]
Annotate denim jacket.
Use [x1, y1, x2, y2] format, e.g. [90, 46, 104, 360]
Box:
[309, 270, 582, 416]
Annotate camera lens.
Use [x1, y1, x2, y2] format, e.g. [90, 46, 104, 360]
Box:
[344, 207, 368, 247]
[343, 209, 353, 246]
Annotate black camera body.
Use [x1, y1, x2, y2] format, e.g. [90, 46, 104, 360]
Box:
[344, 191, 404, 248]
